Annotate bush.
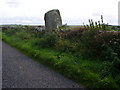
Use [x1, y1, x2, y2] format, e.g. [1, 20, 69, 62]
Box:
[3, 28, 18, 36]
[80, 30, 99, 58]
[94, 31, 120, 60]
[98, 77, 119, 88]
[16, 30, 32, 40]
[59, 27, 86, 40]
[111, 59, 120, 77]
[38, 33, 58, 48]
[55, 39, 71, 52]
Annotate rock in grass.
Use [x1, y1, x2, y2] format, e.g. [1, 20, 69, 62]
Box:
[44, 9, 62, 31]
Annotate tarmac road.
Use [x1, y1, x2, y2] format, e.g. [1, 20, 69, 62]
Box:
[2, 41, 84, 88]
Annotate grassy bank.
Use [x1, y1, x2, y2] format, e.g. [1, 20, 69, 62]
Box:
[1, 19, 120, 89]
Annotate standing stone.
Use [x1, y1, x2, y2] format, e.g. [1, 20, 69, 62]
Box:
[44, 9, 62, 31]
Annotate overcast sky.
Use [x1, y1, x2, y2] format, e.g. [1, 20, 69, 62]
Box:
[0, 0, 119, 25]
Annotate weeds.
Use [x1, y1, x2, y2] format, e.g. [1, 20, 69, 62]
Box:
[84, 15, 111, 31]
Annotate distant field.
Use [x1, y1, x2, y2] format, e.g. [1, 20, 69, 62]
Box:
[69, 25, 83, 28]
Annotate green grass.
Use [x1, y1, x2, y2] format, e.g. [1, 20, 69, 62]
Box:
[2, 26, 120, 89]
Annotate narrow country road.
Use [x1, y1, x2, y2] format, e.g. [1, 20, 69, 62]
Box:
[2, 41, 84, 88]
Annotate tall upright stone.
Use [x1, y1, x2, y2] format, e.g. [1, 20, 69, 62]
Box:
[44, 9, 62, 31]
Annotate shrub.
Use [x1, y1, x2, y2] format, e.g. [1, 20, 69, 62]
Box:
[99, 58, 120, 80]
[16, 30, 31, 40]
[38, 33, 58, 48]
[55, 39, 71, 52]
[79, 30, 99, 58]
[3, 28, 18, 36]
[98, 77, 119, 88]
[111, 59, 120, 77]
[59, 27, 86, 40]
[94, 31, 120, 60]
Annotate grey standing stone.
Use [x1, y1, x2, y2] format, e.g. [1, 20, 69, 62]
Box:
[44, 9, 62, 31]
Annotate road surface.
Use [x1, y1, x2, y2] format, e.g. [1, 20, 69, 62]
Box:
[2, 41, 84, 88]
